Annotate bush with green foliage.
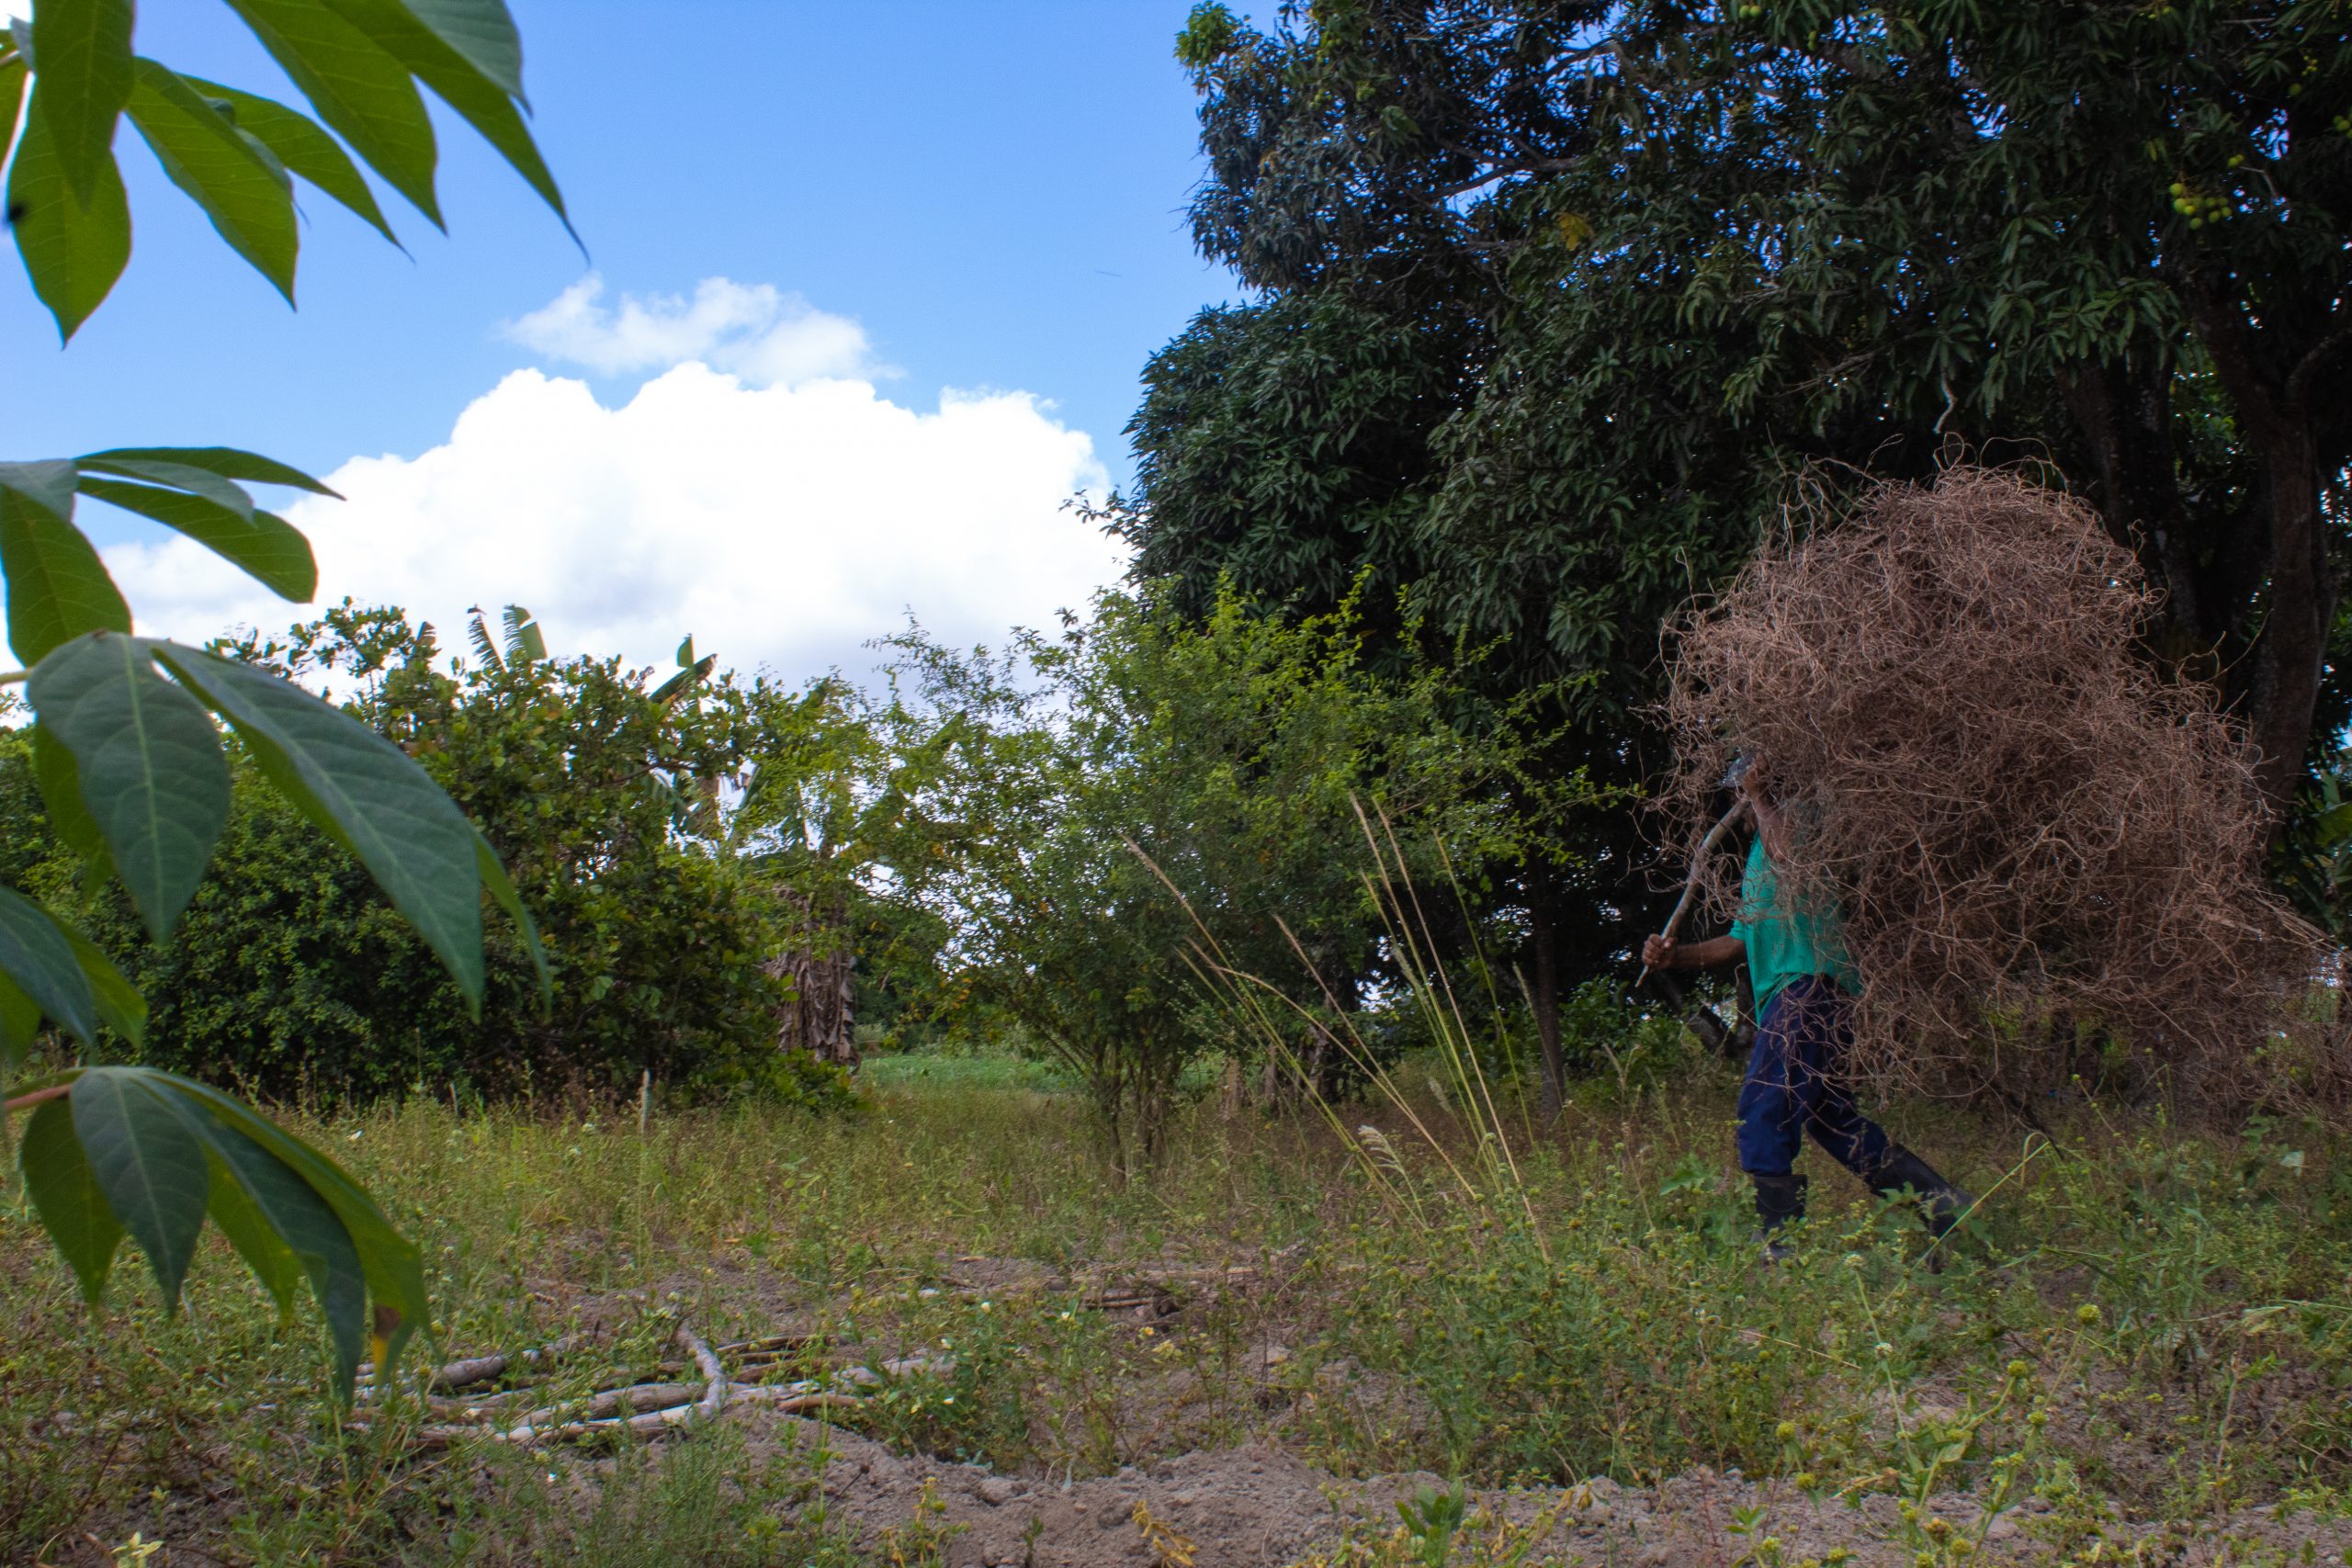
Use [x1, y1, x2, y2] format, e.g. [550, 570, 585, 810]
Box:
[22, 603, 853, 1107]
[876, 585, 1597, 1166]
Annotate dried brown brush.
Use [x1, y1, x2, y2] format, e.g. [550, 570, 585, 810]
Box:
[1659, 467, 2342, 1117]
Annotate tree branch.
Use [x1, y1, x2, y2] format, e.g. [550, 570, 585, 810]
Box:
[2285, 324, 2352, 414]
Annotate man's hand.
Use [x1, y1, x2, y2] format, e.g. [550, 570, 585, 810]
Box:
[1642, 932, 1745, 973]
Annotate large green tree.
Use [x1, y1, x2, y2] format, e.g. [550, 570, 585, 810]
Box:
[1126, 0, 2352, 1015]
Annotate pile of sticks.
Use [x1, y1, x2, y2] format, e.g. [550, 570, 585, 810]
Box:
[351, 1325, 866, 1449]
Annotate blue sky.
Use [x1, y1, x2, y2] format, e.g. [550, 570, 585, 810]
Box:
[4, 4, 1255, 679]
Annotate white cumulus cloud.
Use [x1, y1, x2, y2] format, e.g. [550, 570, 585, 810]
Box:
[501, 273, 885, 386]
[96, 355, 1124, 686]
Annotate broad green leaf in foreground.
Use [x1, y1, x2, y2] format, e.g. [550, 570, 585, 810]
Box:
[55, 918, 147, 1047]
[220, 0, 444, 227]
[179, 76, 400, 245]
[19, 1096, 124, 1305]
[6, 69, 132, 340]
[77, 446, 339, 497]
[165, 1070, 429, 1386]
[202, 1111, 369, 1382]
[29, 631, 233, 941]
[203, 1146, 309, 1321]
[124, 58, 299, 300]
[0, 51, 25, 178]
[400, 0, 527, 99]
[319, 0, 570, 243]
[0, 457, 81, 524]
[16, 1066, 424, 1393]
[0, 885, 97, 1047]
[70, 1067, 210, 1309]
[0, 975, 40, 1069]
[78, 456, 258, 521]
[77, 477, 318, 601]
[31, 722, 112, 869]
[0, 465, 130, 663]
[153, 643, 486, 1006]
[28, 0, 135, 209]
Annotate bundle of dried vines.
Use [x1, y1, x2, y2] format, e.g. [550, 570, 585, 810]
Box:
[1660, 468, 2342, 1113]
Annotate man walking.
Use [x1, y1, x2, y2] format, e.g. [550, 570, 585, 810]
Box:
[1643, 758, 1970, 1253]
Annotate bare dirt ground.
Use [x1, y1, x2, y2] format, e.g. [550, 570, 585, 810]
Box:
[731, 1407, 2352, 1567]
[433, 1255, 2352, 1567]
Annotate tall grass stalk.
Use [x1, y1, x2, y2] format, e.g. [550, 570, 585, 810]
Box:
[1129, 798, 1552, 1262]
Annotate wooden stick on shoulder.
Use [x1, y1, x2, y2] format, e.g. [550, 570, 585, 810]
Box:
[1637, 798, 1751, 988]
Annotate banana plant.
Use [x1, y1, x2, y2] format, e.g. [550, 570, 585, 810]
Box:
[465, 602, 548, 676]
[3, 0, 563, 1399]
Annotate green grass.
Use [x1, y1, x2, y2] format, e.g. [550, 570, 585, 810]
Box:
[4, 1051, 2349, 1564]
[858, 1048, 1083, 1093]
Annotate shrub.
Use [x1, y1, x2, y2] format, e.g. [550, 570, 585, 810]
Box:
[14, 606, 850, 1108]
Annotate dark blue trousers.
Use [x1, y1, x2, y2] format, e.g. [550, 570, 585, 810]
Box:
[1735, 976, 1894, 1179]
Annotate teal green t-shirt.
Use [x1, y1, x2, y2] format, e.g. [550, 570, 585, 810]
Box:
[1727, 838, 1860, 1009]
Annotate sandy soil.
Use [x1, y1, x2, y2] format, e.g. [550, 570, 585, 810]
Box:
[739, 1409, 2352, 1567]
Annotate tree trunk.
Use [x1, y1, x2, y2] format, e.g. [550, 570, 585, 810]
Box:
[2185, 286, 2342, 828]
[2242, 434, 2332, 820]
[764, 888, 859, 1070]
[1529, 890, 1565, 1122]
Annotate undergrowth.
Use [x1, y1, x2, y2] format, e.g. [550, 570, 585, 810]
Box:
[3, 1057, 2348, 1564]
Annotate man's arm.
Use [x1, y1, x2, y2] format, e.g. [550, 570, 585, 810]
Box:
[1643, 932, 1746, 971]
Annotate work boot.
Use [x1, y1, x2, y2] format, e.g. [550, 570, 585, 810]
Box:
[1750, 1171, 1807, 1264]
[1870, 1145, 1974, 1239]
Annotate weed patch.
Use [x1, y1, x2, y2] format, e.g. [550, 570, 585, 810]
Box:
[5, 1069, 2349, 1564]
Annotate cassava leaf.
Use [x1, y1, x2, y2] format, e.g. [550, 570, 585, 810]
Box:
[77, 477, 317, 601]
[55, 918, 145, 1048]
[75, 446, 339, 497]
[19, 1092, 123, 1306]
[220, 0, 443, 227]
[159, 1072, 427, 1384]
[321, 0, 567, 231]
[30, 632, 232, 941]
[31, 723, 110, 867]
[6, 74, 131, 340]
[203, 1147, 307, 1323]
[21, 1066, 418, 1395]
[151, 644, 484, 1006]
[123, 59, 299, 300]
[0, 458, 80, 525]
[0, 973, 40, 1070]
[401, 0, 526, 99]
[178, 76, 399, 245]
[70, 1067, 211, 1310]
[28, 0, 134, 208]
[0, 884, 97, 1045]
[77, 457, 257, 521]
[0, 52, 27, 176]
[198, 1111, 368, 1387]
[0, 467, 130, 664]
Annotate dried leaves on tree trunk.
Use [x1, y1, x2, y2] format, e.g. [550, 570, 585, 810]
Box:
[1660, 468, 2343, 1114]
[765, 886, 859, 1069]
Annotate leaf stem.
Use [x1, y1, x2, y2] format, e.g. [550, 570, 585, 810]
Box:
[3, 1083, 72, 1115]
[0, 669, 29, 686]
